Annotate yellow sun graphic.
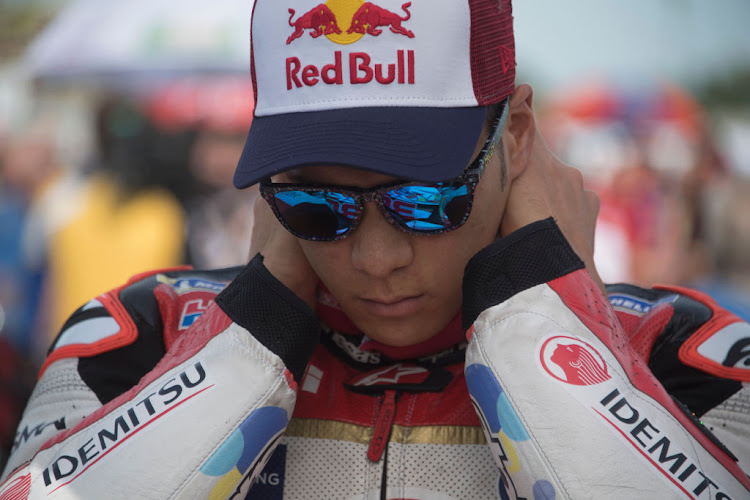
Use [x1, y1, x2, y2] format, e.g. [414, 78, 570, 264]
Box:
[325, 0, 365, 44]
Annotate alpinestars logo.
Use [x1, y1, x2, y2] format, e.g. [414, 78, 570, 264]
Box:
[539, 336, 611, 386]
[352, 364, 428, 386]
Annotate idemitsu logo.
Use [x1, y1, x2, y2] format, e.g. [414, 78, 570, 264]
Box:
[42, 362, 212, 492]
[598, 389, 735, 499]
[539, 335, 611, 386]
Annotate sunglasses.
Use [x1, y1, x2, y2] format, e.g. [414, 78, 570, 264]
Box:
[260, 100, 509, 242]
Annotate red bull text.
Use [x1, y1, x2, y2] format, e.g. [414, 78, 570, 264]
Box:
[286, 50, 415, 89]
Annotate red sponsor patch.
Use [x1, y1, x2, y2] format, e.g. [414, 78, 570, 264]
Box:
[154, 285, 220, 351]
[0, 471, 31, 500]
[540, 335, 611, 386]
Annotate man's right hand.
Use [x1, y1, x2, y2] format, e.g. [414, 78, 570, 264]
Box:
[498, 85, 605, 294]
[250, 195, 320, 310]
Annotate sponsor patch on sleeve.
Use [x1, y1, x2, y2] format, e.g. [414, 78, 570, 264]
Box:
[154, 274, 232, 350]
[608, 293, 676, 317]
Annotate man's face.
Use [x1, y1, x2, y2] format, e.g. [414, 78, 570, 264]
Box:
[275, 124, 509, 346]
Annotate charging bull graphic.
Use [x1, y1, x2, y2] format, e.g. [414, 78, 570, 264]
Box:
[347, 2, 414, 38]
[540, 336, 612, 386]
[287, 4, 343, 44]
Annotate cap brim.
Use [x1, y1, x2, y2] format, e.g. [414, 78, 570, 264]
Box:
[233, 106, 488, 188]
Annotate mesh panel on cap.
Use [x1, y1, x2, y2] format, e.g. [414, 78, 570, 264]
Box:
[470, 0, 516, 105]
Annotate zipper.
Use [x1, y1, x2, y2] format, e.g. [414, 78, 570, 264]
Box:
[342, 362, 454, 497]
[368, 389, 397, 463]
[379, 442, 389, 500]
[369, 390, 397, 500]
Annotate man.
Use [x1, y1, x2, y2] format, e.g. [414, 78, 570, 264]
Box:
[2, 1, 749, 498]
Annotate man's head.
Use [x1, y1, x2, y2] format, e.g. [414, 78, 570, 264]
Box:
[237, 0, 537, 345]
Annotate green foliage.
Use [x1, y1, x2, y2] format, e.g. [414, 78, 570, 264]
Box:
[696, 66, 750, 111]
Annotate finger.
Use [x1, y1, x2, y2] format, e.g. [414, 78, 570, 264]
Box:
[250, 197, 275, 257]
[586, 189, 600, 219]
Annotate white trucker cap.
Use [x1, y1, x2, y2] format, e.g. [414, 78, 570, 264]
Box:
[234, 0, 516, 188]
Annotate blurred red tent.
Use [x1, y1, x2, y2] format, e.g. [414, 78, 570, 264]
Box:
[145, 76, 254, 133]
[23, 0, 254, 87]
[539, 81, 721, 286]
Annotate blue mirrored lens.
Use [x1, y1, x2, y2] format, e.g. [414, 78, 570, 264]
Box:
[383, 184, 469, 231]
[273, 191, 357, 238]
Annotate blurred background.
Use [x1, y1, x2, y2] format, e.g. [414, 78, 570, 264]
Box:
[0, 0, 748, 467]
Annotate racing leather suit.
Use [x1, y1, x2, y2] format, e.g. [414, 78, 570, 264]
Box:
[1, 219, 749, 499]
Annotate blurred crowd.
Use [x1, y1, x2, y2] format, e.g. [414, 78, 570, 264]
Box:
[1, 78, 749, 468]
[0, 77, 258, 466]
[538, 82, 750, 317]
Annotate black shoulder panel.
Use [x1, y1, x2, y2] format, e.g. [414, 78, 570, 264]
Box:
[77, 267, 241, 404]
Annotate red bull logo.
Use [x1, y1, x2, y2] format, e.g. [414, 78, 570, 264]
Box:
[540, 336, 611, 386]
[285, 1, 416, 89]
[346, 2, 414, 39]
[287, 1, 414, 45]
[287, 4, 342, 45]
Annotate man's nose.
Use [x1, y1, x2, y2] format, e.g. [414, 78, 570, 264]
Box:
[350, 202, 414, 278]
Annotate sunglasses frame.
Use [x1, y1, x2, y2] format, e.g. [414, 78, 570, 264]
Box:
[260, 99, 509, 242]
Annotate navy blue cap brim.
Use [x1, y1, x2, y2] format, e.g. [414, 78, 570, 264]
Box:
[233, 106, 488, 188]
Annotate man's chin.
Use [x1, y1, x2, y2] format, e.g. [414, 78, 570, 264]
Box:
[338, 298, 461, 349]
[353, 316, 446, 348]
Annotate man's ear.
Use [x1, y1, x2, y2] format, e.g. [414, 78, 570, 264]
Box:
[503, 84, 536, 182]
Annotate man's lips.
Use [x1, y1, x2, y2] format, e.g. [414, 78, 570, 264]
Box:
[360, 294, 426, 318]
